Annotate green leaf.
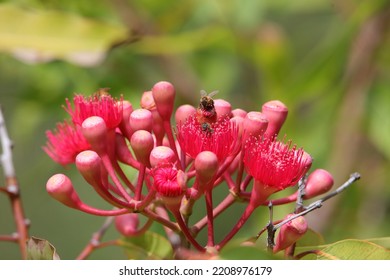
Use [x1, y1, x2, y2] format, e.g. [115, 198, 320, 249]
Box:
[365, 237, 390, 250]
[295, 228, 325, 247]
[297, 239, 390, 260]
[0, 3, 128, 66]
[368, 86, 390, 161]
[118, 231, 173, 260]
[27, 236, 60, 260]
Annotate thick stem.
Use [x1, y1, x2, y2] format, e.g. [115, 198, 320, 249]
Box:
[163, 120, 181, 168]
[173, 209, 205, 252]
[135, 164, 146, 201]
[100, 153, 133, 202]
[216, 203, 255, 250]
[205, 191, 215, 247]
[192, 193, 235, 235]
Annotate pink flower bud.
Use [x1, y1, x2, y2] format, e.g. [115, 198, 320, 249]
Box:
[304, 169, 334, 199]
[232, 108, 247, 118]
[262, 100, 288, 137]
[75, 150, 102, 186]
[115, 213, 140, 237]
[230, 116, 244, 139]
[149, 146, 177, 168]
[140, 91, 156, 110]
[130, 109, 153, 132]
[273, 214, 308, 253]
[152, 81, 175, 121]
[214, 99, 232, 118]
[115, 133, 136, 166]
[243, 111, 268, 142]
[118, 100, 134, 140]
[194, 151, 219, 187]
[46, 174, 81, 209]
[130, 130, 154, 166]
[81, 116, 107, 152]
[175, 104, 196, 126]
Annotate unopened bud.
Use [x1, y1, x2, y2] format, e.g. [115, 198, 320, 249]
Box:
[150, 146, 177, 168]
[130, 109, 153, 132]
[152, 81, 175, 121]
[130, 130, 154, 166]
[75, 150, 102, 186]
[118, 100, 134, 140]
[243, 111, 268, 142]
[214, 99, 232, 118]
[262, 100, 288, 137]
[232, 108, 247, 118]
[175, 104, 196, 125]
[46, 174, 81, 209]
[81, 116, 107, 152]
[273, 214, 308, 253]
[115, 213, 140, 237]
[194, 151, 219, 187]
[304, 169, 334, 199]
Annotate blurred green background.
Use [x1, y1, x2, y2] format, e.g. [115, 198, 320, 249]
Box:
[1, 0, 390, 259]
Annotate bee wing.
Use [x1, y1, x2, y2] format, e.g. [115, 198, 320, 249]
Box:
[208, 90, 219, 98]
[200, 90, 219, 98]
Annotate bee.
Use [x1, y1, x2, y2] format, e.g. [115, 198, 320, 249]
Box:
[196, 90, 218, 134]
[94, 88, 111, 98]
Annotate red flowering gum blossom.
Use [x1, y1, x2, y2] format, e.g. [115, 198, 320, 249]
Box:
[151, 164, 186, 205]
[244, 136, 311, 191]
[176, 114, 239, 162]
[43, 120, 90, 165]
[273, 214, 308, 253]
[64, 91, 123, 129]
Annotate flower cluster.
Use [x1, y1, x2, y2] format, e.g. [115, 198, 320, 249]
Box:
[44, 81, 336, 256]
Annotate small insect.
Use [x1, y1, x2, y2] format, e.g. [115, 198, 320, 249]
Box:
[196, 90, 218, 135]
[94, 88, 111, 97]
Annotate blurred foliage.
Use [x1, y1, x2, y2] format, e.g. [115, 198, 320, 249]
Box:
[1, 0, 390, 259]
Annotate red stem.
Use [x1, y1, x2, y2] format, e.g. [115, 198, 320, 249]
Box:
[171, 208, 205, 252]
[135, 164, 146, 201]
[205, 191, 214, 247]
[7, 177, 29, 259]
[216, 203, 255, 250]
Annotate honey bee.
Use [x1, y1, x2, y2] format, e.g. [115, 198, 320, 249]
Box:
[196, 90, 218, 134]
[94, 88, 111, 97]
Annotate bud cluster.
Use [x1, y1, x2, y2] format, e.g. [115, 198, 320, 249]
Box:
[44, 82, 336, 256]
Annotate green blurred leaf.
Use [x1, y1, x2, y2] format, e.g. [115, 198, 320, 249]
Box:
[0, 3, 128, 66]
[365, 237, 390, 250]
[297, 239, 390, 260]
[130, 26, 233, 55]
[368, 87, 390, 161]
[317, 239, 390, 260]
[27, 236, 60, 260]
[118, 231, 173, 260]
[296, 228, 325, 247]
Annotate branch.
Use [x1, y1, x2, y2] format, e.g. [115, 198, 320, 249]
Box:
[0, 106, 29, 259]
[267, 172, 361, 249]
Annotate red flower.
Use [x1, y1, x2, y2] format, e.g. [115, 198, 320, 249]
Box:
[151, 164, 183, 197]
[64, 90, 123, 129]
[43, 121, 90, 165]
[176, 114, 239, 162]
[243, 136, 311, 190]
